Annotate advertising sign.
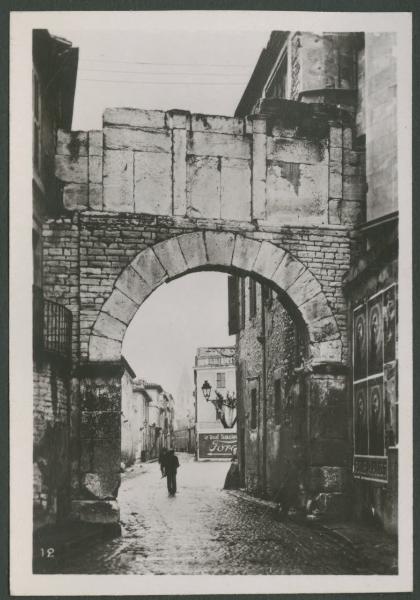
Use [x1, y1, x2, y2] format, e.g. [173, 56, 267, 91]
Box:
[198, 432, 237, 460]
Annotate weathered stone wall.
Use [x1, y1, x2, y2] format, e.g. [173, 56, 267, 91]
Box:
[55, 106, 363, 230]
[364, 33, 398, 221]
[33, 357, 70, 529]
[42, 215, 351, 365]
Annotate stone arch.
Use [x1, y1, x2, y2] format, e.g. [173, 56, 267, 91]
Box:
[88, 231, 342, 365]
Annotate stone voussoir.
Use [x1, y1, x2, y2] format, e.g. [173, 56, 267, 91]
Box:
[231, 236, 262, 273]
[204, 231, 236, 267]
[130, 246, 167, 288]
[92, 312, 127, 342]
[89, 335, 122, 362]
[153, 237, 188, 279]
[177, 231, 207, 270]
[252, 241, 286, 280]
[114, 265, 153, 305]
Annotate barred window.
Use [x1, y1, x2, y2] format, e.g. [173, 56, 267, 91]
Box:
[216, 372, 226, 388]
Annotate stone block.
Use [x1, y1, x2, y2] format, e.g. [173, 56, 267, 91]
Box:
[167, 110, 189, 129]
[104, 127, 171, 154]
[177, 232, 207, 270]
[81, 410, 121, 440]
[329, 126, 342, 148]
[251, 132, 266, 220]
[134, 151, 172, 215]
[55, 155, 88, 184]
[266, 162, 328, 224]
[272, 253, 306, 292]
[328, 198, 342, 224]
[204, 231, 235, 266]
[307, 466, 348, 493]
[188, 131, 251, 160]
[92, 313, 127, 342]
[252, 241, 286, 280]
[187, 156, 220, 219]
[309, 315, 340, 342]
[266, 137, 327, 164]
[172, 128, 187, 216]
[153, 237, 188, 279]
[251, 118, 267, 135]
[311, 339, 342, 362]
[130, 246, 167, 287]
[231, 236, 261, 273]
[56, 130, 88, 156]
[70, 500, 120, 524]
[63, 184, 89, 211]
[89, 131, 103, 156]
[300, 292, 333, 323]
[115, 265, 152, 304]
[82, 471, 120, 499]
[103, 107, 166, 129]
[80, 439, 121, 473]
[220, 158, 251, 221]
[89, 336, 122, 362]
[341, 200, 363, 226]
[286, 268, 322, 307]
[103, 150, 134, 212]
[191, 113, 244, 135]
[343, 127, 353, 149]
[89, 155, 102, 184]
[89, 184, 103, 211]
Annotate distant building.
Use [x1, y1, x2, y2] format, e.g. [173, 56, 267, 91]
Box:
[194, 347, 237, 460]
[121, 365, 175, 464]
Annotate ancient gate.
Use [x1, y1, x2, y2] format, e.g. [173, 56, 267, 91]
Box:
[46, 103, 362, 522]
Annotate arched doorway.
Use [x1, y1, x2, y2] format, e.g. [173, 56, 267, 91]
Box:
[74, 231, 347, 524]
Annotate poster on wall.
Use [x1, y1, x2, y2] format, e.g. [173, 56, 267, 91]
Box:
[383, 286, 397, 363]
[368, 377, 385, 457]
[368, 297, 383, 376]
[384, 362, 398, 448]
[354, 382, 368, 455]
[198, 432, 237, 460]
[353, 306, 367, 380]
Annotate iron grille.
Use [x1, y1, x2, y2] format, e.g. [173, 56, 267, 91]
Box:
[33, 286, 72, 359]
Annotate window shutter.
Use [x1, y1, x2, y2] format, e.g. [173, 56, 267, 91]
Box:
[228, 275, 240, 335]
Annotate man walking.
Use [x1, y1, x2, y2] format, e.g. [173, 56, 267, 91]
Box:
[165, 449, 179, 496]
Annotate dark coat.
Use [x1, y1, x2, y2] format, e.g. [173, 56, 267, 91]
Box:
[165, 454, 179, 474]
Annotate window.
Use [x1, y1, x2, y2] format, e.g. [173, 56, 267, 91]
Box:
[249, 279, 257, 319]
[240, 278, 246, 329]
[33, 70, 42, 174]
[250, 388, 257, 430]
[228, 275, 240, 335]
[266, 54, 288, 99]
[274, 378, 282, 425]
[216, 372, 226, 389]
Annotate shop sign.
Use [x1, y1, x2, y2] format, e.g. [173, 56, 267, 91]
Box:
[198, 432, 237, 459]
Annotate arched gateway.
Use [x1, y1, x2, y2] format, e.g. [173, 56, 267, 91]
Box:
[47, 106, 357, 523]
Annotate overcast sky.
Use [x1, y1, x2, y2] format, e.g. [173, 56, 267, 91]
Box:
[50, 27, 267, 397]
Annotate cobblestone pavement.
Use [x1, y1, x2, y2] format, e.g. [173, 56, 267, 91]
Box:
[58, 454, 373, 575]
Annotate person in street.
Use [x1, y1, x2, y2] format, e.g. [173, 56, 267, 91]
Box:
[158, 447, 168, 478]
[165, 449, 179, 496]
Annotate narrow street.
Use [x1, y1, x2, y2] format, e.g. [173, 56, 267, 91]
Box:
[56, 454, 373, 575]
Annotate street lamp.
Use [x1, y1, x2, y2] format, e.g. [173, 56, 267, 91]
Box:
[201, 379, 212, 401]
[201, 380, 237, 428]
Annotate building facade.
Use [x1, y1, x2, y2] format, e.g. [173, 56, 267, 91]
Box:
[121, 368, 175, 465]
[194, 347, 237, 460]
[32, 30, 78, 530]
[231, 31, 398, 532]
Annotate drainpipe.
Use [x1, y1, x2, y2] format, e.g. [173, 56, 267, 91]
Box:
[258, 286, 267, 497]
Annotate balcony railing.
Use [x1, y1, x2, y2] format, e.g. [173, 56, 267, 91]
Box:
[33, 286, 72, 360]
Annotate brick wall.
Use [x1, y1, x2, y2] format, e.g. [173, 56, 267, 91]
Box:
[33, 356, 70, 528]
